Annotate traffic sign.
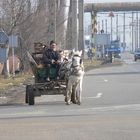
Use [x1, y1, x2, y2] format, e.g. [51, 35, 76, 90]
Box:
[94, 34, 110, 45]
[0, 31, 8, 45]
[0, 48, 7, 63]
[9, 35, 18, 48]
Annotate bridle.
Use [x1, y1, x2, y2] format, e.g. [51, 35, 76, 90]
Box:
[70, 55, 83, 76]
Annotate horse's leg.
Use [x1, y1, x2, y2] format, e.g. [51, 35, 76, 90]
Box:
[71, 84, 77, 104]
[66, 79, 73, 105]
[77, 77, 83, 105]
[75, 82, 80, 104]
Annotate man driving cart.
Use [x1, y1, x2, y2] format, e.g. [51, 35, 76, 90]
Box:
[43, 40, 61, 81]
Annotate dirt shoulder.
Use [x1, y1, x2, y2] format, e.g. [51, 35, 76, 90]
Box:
[84, 59, 122, 72]
[0, 74, 33, 105]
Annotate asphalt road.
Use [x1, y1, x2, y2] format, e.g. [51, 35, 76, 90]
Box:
[0, 52, 140, 140]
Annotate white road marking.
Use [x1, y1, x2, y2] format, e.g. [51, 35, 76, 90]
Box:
[0, 96, 7, 99]
[84, 93, 103, 99]
[64, 104, 140, 112]
[104, 79, 108, 82]
[96, 93, 102, 98]
[0, 111, 45, 118]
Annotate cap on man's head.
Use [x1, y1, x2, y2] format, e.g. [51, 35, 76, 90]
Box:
[50, 40, 56, 46]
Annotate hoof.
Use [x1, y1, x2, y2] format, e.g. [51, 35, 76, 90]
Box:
[71, 100, 77, 104]
[64, 97, 67, 102]
[66, 100, 71, 105]
[77, 101, 81, 105]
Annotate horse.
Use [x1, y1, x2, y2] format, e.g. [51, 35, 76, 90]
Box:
[59, 59, 72, 81]
[65, 50, 85, 105]
[58, 50, 73, 81]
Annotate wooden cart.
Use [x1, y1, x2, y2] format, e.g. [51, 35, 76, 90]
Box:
[25, 42, 67, 105]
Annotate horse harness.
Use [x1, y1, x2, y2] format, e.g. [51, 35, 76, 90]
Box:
[70, 55, 83, 76]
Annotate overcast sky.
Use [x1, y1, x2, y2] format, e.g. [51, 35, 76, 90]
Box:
[84, 0, 140, 3]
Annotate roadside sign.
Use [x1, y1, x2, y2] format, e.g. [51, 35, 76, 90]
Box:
[0, 48, 7, 63]
[94, 34, 110, 45]
[9, 35, 18, 48]
[0, 31, 9, 45]
[8, 35, 18, 77]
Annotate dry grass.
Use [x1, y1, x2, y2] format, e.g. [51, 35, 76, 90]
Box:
[0, 73, 33, 90]
[84, 59, 102, 71]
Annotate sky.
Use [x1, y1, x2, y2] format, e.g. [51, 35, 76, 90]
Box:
[84, 0, 140, 50]
[84, 0, 140, 3]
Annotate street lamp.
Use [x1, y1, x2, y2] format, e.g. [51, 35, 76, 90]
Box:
[108, 11, 114, 41]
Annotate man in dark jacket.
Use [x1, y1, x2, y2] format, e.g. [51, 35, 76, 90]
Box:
[43, 41, 61, 81]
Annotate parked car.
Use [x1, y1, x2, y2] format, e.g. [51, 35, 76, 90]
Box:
[134, 48, 140, 61]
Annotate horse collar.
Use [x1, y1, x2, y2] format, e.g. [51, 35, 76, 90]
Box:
[73, 55, 81, 57]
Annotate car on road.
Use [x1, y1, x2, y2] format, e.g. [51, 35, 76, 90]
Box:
[134, 48, 140, 61]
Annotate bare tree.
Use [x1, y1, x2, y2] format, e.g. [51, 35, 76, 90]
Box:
[0, 0, 32, 34]
[0, 0, 70, 72]
[0, 0, 34, 75]
[66, 0, 72, 50]
[56, 0, 70, 49]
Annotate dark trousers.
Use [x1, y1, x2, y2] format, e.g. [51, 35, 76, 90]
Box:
[45, 63, 60, 78]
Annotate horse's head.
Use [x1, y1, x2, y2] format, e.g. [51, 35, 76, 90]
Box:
[59, 50, 84, 79]
[71, 50, 82, 67]
[72, 50, 82, 57]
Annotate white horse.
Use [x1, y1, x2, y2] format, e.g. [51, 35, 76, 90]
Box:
[58, 50, 72, 81]
[66, 50, 85, 105]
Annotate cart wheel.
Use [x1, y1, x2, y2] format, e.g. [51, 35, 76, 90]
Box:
[25, 85, 30, 103]
[28, 86, 35, 105]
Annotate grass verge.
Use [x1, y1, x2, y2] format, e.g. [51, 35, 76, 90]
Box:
[0, 73, 33, 90]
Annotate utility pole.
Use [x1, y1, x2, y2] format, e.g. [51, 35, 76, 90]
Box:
[105, 19, 107, 33]
[66, 0, 72, 50]
[116, 14, 118, 40]
[78, 0, 84, 57]
[123, 12, 125, 49]
[102, 20, 104, 31]
[132, 12, 134, 52]
[139, 19, 140, 48]
[108, 11, 114, 41]
[111, 15, 113, 41]
[136, 12, 138, 49]
[47, 0, 56, 44]
[72, 0, 78, 50]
